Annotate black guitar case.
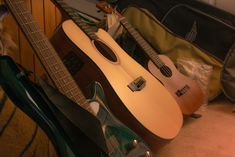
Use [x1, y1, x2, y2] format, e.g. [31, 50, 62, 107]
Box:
[116, 0, 235, 102]
[116, 0, 235, 62]
[0, 56, 108, 157]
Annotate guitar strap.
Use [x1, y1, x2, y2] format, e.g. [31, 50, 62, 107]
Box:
[37, 77, 109, 156]
[0, 3, 11, 123]
[0, 4, 8, 21]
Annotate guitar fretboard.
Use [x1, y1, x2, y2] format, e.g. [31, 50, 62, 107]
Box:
[54, 0, 98, 40]
[120, 18, 165, 68]
[5, 0, 91, 112]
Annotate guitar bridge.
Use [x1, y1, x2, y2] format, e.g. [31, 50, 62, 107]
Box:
[128, 76, 146, 92]
[175, 85, 190, 97]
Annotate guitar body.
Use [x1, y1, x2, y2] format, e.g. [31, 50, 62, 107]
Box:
[0, 56, 97, 157]
[59, 20, 183, 139]
[4, 0, 153, 155]
[89, 82, 152, 156]
[0, 56, 152, 157]
[96, 1, 204, 116]
[148, 55, 204, 115]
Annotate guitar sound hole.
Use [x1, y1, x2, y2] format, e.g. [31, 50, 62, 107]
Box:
[160, 65, 172, 77]
[93, 40, 117, 62]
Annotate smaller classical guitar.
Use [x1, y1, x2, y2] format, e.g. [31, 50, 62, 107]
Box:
[97, 1, 204, 116]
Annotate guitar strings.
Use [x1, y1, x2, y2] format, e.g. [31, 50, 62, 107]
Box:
[121, 18, 173, 76]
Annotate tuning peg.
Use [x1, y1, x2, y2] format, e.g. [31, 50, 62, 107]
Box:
[144, 151, 152, 157]
[125, 139, 138, 151]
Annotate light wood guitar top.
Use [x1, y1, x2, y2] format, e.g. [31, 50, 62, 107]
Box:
[62, 20, 183, 139]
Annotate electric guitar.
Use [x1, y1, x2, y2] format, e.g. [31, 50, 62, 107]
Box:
[97, 1, 204, 116]
[51, 0, 183, 139]
[4, 0, 153, 156]
[0, 56, 107, 157]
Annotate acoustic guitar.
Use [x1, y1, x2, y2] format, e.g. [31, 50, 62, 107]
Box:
[51, 0, 183, 139]
[4, 0, 154, 156]
[97, 1, 204, 116]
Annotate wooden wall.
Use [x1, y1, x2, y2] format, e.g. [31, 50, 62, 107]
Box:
[0, 0, 62, 81]
[200, 0, 235, 15]
[0, 1, 64, 156]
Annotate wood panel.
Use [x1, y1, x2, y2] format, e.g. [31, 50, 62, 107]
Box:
[1, 0, 62, 79]
[0, 0, 61, 156]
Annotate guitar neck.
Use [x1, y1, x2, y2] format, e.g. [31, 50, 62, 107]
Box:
[120, 18, 164, 68]
[5, 0, 90, 110]
[54, 0, 98, 40]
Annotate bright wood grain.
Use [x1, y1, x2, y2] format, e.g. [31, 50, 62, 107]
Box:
[17, 0, 34, 80]
[44, 0, 57, 38]
[1, 0, 60, 79]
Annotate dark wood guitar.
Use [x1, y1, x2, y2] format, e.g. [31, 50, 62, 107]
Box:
[51, 0, 183, 140]
[97, 1, 204, 116]
[4, 0, 154, 156]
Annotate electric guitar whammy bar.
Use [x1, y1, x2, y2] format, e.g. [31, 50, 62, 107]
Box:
[97, 1, 204, 116]
[4, 0, 153, 156]
[52, 0, 182, 139]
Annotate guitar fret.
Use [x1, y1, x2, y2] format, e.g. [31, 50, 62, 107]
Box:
[129, 29, 139, 38]
[142, 44, 152, 53]
[33, 45, 50, 58]
[30, 32, 44, 43]
[19, 11, 30, 16]
[32, 39, 48, 48]
[60, 77, 71, 85]
[28, 30, 41, 35]
[120, 17, 165, 68]
[50, 65, 62, 73]
[13, 2, 27, 12]
[43, 55, 56, 65]
[18, 10, 34, 22]
[61, 82, 73, 92]
[6, 0, 91, 114]
[39, 48, 52, 58]
[54, 0, 97, 40]
[55, 78, 70, 90]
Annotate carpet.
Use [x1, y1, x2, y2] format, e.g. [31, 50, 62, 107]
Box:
[154, 95, 235, 157]
[0, 89, 57, 157]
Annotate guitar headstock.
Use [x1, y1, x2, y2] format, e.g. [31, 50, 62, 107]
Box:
[96, 1, 114, 14]
[96, 1, 121, 17]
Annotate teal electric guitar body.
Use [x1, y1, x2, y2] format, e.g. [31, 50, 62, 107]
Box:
[0, 56, 82, 157]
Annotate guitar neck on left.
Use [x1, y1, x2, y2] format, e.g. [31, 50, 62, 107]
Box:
[4, 0, 90, 111]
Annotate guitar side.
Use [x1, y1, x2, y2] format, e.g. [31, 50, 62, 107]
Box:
[61, 20, 183, 139]
[89, 81, 152, 156]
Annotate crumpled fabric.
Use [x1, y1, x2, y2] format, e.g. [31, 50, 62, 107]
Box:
[221, 43, 235, 102]
[176, 58, 213, 110]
